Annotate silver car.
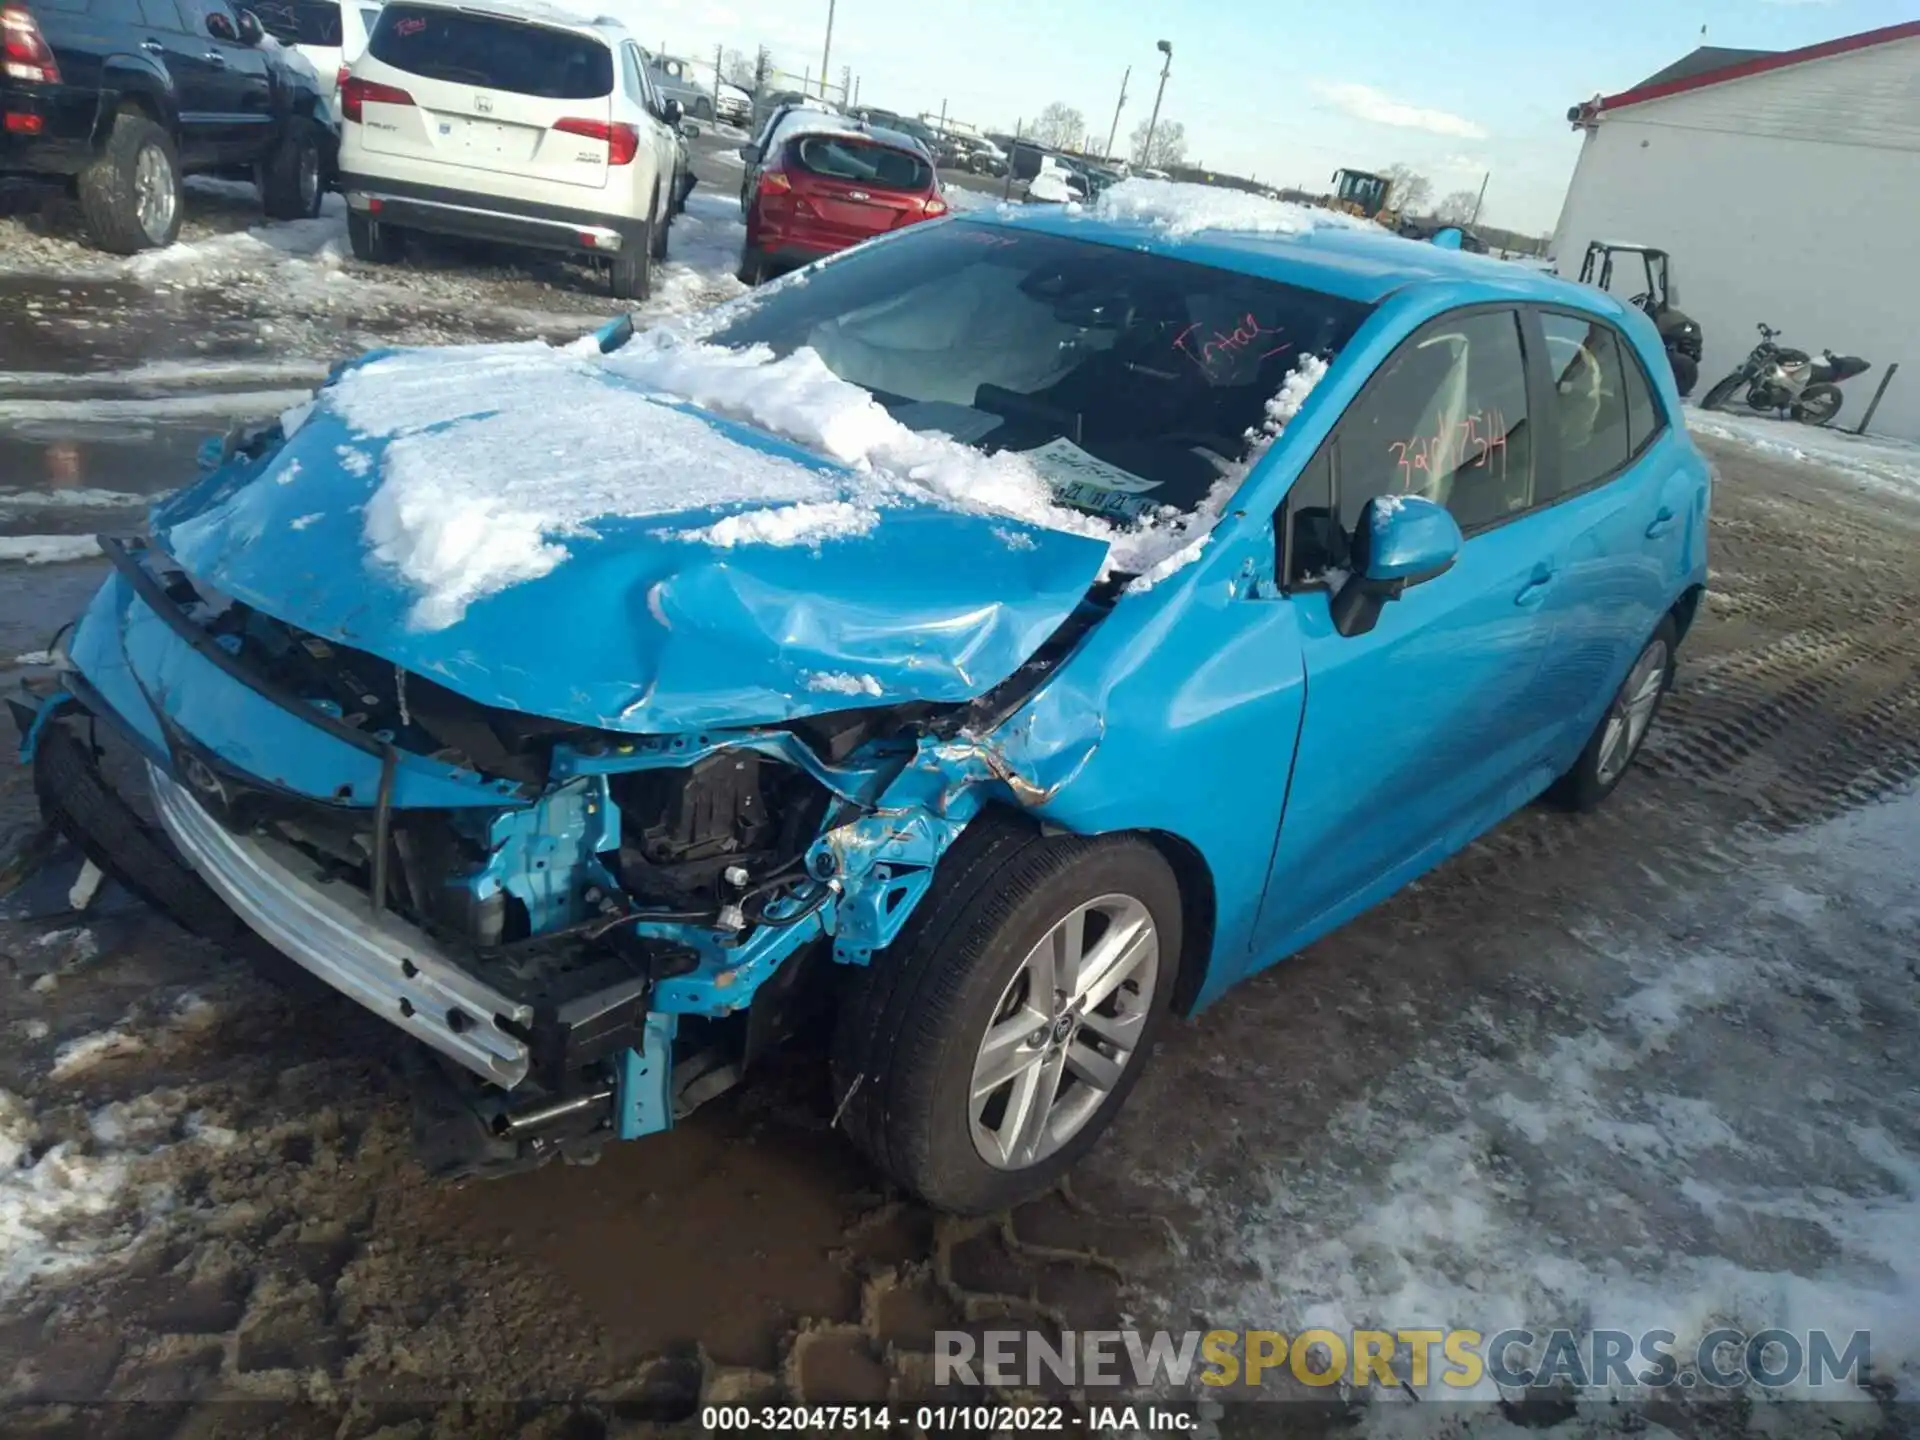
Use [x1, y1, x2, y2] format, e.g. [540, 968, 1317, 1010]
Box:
[646, 52, 716, 122]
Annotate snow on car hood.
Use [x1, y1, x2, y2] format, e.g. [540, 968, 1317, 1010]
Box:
[147, 342, 1114, 734]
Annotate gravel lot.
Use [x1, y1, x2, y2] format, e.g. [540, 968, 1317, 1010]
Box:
[2, 142, 1918, 1439]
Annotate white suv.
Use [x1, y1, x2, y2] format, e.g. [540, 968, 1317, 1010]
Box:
[336, 0, 687, 298]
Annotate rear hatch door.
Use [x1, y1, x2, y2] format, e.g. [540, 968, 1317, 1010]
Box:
[785, 134, 932, 246]
[355, 3, 614, 189]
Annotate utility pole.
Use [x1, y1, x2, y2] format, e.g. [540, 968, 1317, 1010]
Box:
[937, 97, 948, 135]
[714, 43, 723, 103]
[1104, 66, 1130, 163]
[1141, 40, 1172, 166]
[820, 0, 836, 101]
[1470, 170, 1490, 225]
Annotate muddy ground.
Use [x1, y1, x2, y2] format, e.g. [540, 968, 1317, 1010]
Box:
[2, 153, 1918, 1440]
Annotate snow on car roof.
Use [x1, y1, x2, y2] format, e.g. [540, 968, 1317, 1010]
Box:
[1086, 178, 1378, 238]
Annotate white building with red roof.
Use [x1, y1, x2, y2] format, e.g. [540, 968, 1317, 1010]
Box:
[1552, 21, 1920, 439]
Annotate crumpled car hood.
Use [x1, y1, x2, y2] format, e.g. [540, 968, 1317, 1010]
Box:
[148, 349, 1112, 734]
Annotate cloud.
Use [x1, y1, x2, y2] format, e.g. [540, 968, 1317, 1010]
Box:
[1312, 82, 1488, 139]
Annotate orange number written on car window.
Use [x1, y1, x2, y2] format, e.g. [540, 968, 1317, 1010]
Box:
[1387, 408, 1509, 490]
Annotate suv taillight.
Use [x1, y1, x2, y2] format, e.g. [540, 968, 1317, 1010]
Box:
[554, 117, 638, 165]
[335, 62, 350, 92]
[339, 75, 413, 123]
[757, 169, 791, 195]
[924, 195, 948, 216]
[2, 5, 61, 85]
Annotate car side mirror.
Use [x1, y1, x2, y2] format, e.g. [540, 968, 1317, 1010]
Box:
[1328, 493, 1461, 638]
[206, 10, 238, 39]
[662, 97, 684, 126]
[679, 120, 699, 139]
[738, 142, 759, 163]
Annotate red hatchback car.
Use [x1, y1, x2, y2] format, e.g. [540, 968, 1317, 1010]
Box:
[738, 117, 947, 283]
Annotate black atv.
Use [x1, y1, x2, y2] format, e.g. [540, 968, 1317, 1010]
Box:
[1576, 241, 1703, 398]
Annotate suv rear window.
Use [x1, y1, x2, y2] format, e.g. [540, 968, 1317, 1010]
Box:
[367, 4, 612, 98]
[250, 0, 342, 45]
[791, 136, 931, 191]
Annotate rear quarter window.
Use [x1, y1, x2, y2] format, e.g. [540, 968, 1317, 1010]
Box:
[791, 136, 932, 191]
[367, 4, 612, 98]
[249, 0, 343, 45]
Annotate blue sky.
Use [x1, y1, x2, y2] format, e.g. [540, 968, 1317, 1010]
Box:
[633, 0, 1911, 232]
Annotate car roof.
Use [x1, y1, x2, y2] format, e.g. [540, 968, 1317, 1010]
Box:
[769, 112, 930, 157]
[386, 0, 625, 39]
[960, 198, 1631, 315]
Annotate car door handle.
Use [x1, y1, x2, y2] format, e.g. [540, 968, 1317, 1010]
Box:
[204, 50, 227, 65]
[141, 38, 165, 52]
[1514, 567, 1555, 608]
[1645, 506, 1678, 538]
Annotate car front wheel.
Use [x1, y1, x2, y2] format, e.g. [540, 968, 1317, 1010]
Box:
[833, 816, 1180, 1214]
[1549, 615, 1677, 811]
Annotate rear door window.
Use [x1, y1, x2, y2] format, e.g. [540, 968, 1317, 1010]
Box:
[137, 0, 183, 27]
[791, 136, 931, 191]
[249, 0, 343, 45]
[367, 4, 612, 97]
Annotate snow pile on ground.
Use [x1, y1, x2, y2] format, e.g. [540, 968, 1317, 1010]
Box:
[1687, 406, 1920, 498]
[1180, 786, 1920, 1415]
[1087, 178, 1377, 238]
[49, 1029, 147, 1080]
[0, 535, 102, 564]
[0, 1089, 132, 1302]
[125, 197, 348, 283]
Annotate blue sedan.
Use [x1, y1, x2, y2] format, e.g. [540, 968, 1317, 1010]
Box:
[15, 188, 1708, 1212]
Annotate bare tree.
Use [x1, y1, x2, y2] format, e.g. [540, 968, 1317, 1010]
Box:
[1433, 189, 1479, 224]
[722, 48, 756, 88]
[1382, 163, 1432, 213]
[1033, 102, 1087, 151]
[1128, 117, 1186, 169]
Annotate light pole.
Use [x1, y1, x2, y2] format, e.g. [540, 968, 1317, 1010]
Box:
[1140, 39, 1171, 167]
[820, 0, 836, 102]
[1104, 66, 1130, 163]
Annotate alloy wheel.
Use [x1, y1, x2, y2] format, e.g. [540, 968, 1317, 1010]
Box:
[1595, 638, 1669, 787]
[968, 893, 1159, 1169]
[134, 144, 176, 244]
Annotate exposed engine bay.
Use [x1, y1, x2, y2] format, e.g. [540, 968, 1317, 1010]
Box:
[20, 536, 1115, 1176]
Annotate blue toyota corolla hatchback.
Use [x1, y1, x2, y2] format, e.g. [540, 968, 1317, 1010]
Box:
[17, 185, 1708, 1212]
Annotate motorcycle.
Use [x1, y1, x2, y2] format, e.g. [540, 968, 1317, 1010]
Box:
[1700, 323, 1872, 426]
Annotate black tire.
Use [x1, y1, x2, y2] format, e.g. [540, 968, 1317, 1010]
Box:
[651, 198, 671, 261]
[737, 244, 767, 285]
[33, 724, 248, 947]
[261, 117, 324, 220]
[610, 218, 653, 299]
[1700, 374, 1742, 412]
[347, 210, 404, 264]
[1668, 352, 1698, 398]
[1548, 616, 1678, 813]
[693, 97, 714, 121]
[1791, 382, 1844, 426]
[832, 813, 1181, 1214]
[76, 111, 183, 254]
